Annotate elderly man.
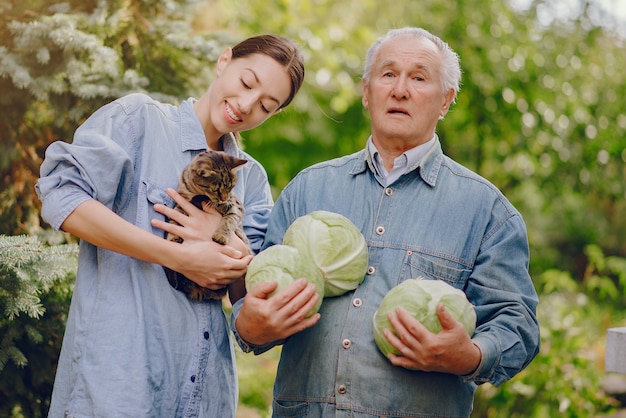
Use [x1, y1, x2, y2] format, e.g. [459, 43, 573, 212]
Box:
[232, 27, 540, 417]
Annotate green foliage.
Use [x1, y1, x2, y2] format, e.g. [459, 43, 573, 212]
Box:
[0, 0, 235, 236]
[0, 233, 77, 418]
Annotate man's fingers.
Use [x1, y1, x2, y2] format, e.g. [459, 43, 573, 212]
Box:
[247, 279, 279, 299]
[435, 303, 456, 330]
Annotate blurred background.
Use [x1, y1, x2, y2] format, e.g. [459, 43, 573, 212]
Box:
[1, 0, 625, 417]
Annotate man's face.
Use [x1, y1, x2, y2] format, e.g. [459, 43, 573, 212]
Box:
[362, 35, 454, 149]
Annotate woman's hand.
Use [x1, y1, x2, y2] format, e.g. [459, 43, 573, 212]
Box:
[151, 188, 252, 289]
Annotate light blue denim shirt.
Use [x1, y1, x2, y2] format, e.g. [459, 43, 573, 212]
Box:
[35, 93, 273, 418]
[232, 136, 539, 417]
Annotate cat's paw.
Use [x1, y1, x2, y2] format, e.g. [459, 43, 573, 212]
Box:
[212, 233, 228, 245]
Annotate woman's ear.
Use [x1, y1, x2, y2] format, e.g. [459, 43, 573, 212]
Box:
[216, 47, 233, 76]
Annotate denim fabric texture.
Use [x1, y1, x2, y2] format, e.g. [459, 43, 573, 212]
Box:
[232, 137, 539, 418]
[36, 93, 273, 418]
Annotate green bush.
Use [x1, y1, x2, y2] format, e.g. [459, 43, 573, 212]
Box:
[0, 234, 77, 418]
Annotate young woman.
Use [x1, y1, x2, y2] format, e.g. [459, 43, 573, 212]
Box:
[35, 34, 305, 418]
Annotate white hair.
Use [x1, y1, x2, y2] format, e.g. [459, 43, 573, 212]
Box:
[362, 27, 462, 103]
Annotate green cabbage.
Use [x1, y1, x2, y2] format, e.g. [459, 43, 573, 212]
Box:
[245, 244, 324, 317]
[373, 277, 476, 357]
[283, 210, 369, 297]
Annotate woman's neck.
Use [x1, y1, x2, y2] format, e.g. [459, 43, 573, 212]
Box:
[192, 97, 222, 150]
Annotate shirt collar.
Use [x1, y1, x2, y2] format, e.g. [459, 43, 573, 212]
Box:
[366, 135, 436, 180]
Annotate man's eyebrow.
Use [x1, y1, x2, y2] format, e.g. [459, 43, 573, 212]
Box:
[244, 68, 281, 105]
[379, 59, 431, 73]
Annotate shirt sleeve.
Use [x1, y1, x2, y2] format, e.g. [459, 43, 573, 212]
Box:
[239, 159, 274, 254]
[230, 184, 293, 354]
[35, 101, 135, 230]
[463, 212, 540, 386]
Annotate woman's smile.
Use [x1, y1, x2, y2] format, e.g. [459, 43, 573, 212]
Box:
[224, 101, 242, 124]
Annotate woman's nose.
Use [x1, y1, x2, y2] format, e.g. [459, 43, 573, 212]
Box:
[238, 92, 258, 114]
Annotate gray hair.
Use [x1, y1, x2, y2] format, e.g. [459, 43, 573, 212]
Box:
[362, 27, 462, 103]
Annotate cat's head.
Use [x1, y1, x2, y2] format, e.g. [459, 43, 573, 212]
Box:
[187, 151, 247, 204]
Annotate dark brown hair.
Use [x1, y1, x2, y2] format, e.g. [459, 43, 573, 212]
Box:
[231, 34, 305, 109]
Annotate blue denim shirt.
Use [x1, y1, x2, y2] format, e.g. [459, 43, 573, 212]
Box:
[232, 137, 540, 417]
[35, 93, 273, 418]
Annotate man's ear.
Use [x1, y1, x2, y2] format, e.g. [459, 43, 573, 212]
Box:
[216, 47, 233, 76]
[361, 78, 369, 109]
[440, 88, 455, 118]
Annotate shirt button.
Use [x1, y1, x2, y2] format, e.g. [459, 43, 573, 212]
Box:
[203, 331, 210, 340]
[376, 226, 385, 235]
[385, 187, 393, 196]
[367, 266, 375, 275]
[352, 298, 362, 307]
[407, 250, 413, 255]
[337, 384, 347, 394]
[190, 375, 196, 383]
[342, 339, 351, 349]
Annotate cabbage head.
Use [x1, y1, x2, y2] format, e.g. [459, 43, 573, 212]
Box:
[283, 210, 368, 297]
[245, 244, 324, 317]
[373, 277, 476, 358]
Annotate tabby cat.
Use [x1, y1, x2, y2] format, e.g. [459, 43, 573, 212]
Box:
[164, 150, 248, 301]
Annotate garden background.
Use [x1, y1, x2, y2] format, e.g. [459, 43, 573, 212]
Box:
[1, 0, 625, 417]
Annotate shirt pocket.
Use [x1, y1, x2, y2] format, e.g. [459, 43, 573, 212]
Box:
[143, 180, 175, 207]
[272, 399, 309, 418]
[139, 179, 176, 235]
[400, 249, 472, 290]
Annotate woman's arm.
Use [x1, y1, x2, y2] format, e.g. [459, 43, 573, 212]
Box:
[63, 196, 252, 289]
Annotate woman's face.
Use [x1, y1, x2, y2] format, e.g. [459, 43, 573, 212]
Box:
[209, 50, 292, 134]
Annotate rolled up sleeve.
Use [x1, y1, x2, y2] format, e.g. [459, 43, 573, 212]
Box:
[36, 102, 135, 230]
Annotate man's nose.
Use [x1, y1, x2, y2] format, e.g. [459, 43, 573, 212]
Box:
[392, 76, 409, 99]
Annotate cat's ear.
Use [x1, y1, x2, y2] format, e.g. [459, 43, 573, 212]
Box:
[216, 48, 233, 77]
[232, 157, 247, 171]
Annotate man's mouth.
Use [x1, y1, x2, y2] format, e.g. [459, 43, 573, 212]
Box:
[226, 103, 242, 122]
[388, 107, 409, 116]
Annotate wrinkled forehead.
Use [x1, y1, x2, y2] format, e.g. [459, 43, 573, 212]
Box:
[376, 35, 440, 65]
[369, 36, 441, 80]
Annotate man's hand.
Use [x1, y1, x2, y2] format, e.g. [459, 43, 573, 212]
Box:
[235, 278, 321, 346]
[384, 304, 481, 375]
